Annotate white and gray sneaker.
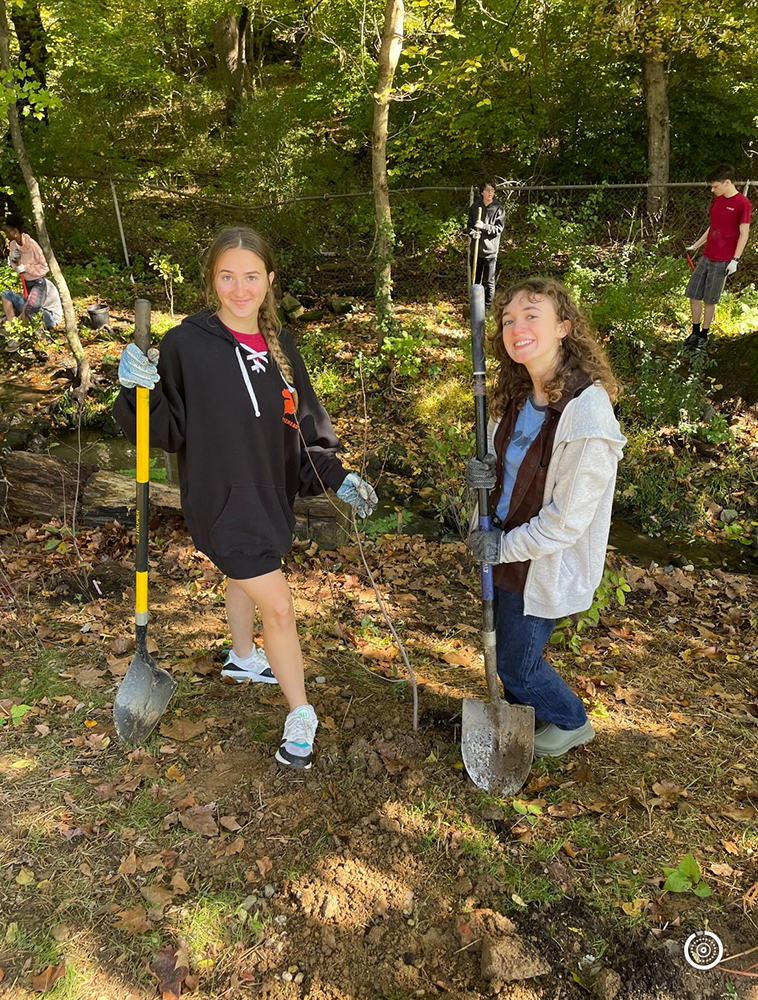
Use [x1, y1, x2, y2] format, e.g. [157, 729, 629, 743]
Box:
[275, 705, 318, 769]
[220, 647, 277, 684]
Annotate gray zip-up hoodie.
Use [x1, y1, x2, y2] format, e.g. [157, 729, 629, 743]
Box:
[487, 384, 626, 619]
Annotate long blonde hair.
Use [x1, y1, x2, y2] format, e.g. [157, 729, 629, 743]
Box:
[204, 227, 297, 399]
[488, 276, 618, 418]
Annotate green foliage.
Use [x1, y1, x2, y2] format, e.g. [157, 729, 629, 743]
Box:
[150, 252, 184, 316]
[423, 417, 475, 535]
[551, 564, 631, 653]
[0, 704, 33, 727]
[115, 455, 169, 482]
[626, 351, 710, 428]
[381, 319, 439, 378]
[362, 512, 401, 536]
[310, 366, 351, 410]
[677, 412, 733, 447]
[0, 64, 61, 119]
[662, 854, 712, 897]
[41, 523, 75, 554]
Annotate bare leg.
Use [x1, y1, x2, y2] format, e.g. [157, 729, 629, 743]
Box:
[229, 570, 306, 711]
[2, 297, 15, 323]
[689, 298, 702, 324]
[225, 578, 255, 659]
[703, 302, 716, 328]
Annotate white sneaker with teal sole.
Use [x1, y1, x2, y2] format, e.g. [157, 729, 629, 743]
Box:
[220, 648, 277, 684]
[275, 705, 318, 769]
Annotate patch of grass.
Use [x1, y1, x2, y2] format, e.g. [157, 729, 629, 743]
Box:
[0, 651, 76, 702]
[172, 891, 264, 961]
[311, 365, 353, 410]
[109, 786, 172, 836]
[244, 713, 272, 743]
[414, 373, 472, 428]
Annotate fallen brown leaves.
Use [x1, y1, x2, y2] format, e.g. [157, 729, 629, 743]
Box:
[30, 960, 65, 993]
[150, 943, 198, 999]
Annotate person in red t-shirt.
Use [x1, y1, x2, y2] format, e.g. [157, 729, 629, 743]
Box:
[683, 164, 752, 350]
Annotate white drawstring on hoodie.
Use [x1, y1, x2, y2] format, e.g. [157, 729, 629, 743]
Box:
[234, 343, 295, 417]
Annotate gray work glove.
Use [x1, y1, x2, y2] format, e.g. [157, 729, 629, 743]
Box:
[118, 342, 160, 389]
[336, 472, 378, 518]
[726, 258, 739, 276]
[10, 249, 21, 263]
[469, 527, 503, 564]
[466, 454, 497, 490]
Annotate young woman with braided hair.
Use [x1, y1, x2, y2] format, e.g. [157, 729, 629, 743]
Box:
[114, 227, 377, 769]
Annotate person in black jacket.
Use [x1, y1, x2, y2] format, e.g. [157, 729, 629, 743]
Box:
[114, 227, 377, 770]
[467, 182, 505, 309]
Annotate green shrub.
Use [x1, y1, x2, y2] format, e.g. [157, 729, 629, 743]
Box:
[423, 418, 475, 535]
[381, 318, 439, 379]
[551, 563, 631, 653]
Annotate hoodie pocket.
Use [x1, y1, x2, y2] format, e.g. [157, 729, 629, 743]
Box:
[210, 485, 294, 558]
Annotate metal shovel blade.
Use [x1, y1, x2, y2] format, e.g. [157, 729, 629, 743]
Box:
[113, 651, 177, 744]
[461, 699, 535, 795]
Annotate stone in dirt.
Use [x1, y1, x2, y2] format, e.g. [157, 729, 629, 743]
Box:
[480, 934, 552, 985]
[455, 908, 517, 952]
[592, 967, 623, 1000]
[331, 295, 358, 315]
[281, 293, 304, 318]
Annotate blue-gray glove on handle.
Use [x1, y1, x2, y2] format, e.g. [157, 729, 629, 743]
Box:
[466, 454, 497, 490]
[118, 342, 160, 389]
[337, 473, 378, 519]
[469, 527, 503, 564]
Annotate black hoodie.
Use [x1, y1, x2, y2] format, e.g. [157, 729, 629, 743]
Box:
[113, 310, 347, 578]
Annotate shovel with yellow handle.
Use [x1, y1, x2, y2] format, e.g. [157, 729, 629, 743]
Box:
[113, 299, 177, 743]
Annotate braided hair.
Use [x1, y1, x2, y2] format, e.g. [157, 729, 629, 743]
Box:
[204, 227, 298, 405]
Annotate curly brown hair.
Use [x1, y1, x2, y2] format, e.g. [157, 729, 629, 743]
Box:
[204, 227, 298, 404]
[488, 276, 618, 418]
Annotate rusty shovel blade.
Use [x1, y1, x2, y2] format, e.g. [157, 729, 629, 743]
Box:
[113, 650, 177, 744]
[461, 699, 534, 796]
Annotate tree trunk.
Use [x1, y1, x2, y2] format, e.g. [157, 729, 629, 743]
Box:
[0, 0, 91, 395]
[214, 12, 240, 121]
[371, 0, 404, 338]
[0, 450, 352, 547]
[235, 7, 249, 105]
[642, 47, 669, 221]
[10, 0, 47, 92]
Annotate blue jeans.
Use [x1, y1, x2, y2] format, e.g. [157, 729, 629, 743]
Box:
[494, 587, 587, 729]
[2, 287, 55, 329]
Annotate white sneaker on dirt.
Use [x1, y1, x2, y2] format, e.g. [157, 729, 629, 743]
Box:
[220, 647, 277, 684]
[275, 705, 318, 770]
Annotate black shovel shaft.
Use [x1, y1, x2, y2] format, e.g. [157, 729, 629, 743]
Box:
[470, 283, 500, 705]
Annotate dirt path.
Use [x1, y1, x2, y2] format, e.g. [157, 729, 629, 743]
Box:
[1, 522, 758, 999]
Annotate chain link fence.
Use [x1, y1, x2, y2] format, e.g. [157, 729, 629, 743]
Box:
[44, 176, 754, 304]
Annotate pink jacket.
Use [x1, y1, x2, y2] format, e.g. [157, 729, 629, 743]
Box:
[9, 233, 49, 281]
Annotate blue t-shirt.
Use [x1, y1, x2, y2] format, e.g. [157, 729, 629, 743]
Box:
[495, 398, 548, 522]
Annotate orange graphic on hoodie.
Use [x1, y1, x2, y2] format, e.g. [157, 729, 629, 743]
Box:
[282, 387, 297, 428]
